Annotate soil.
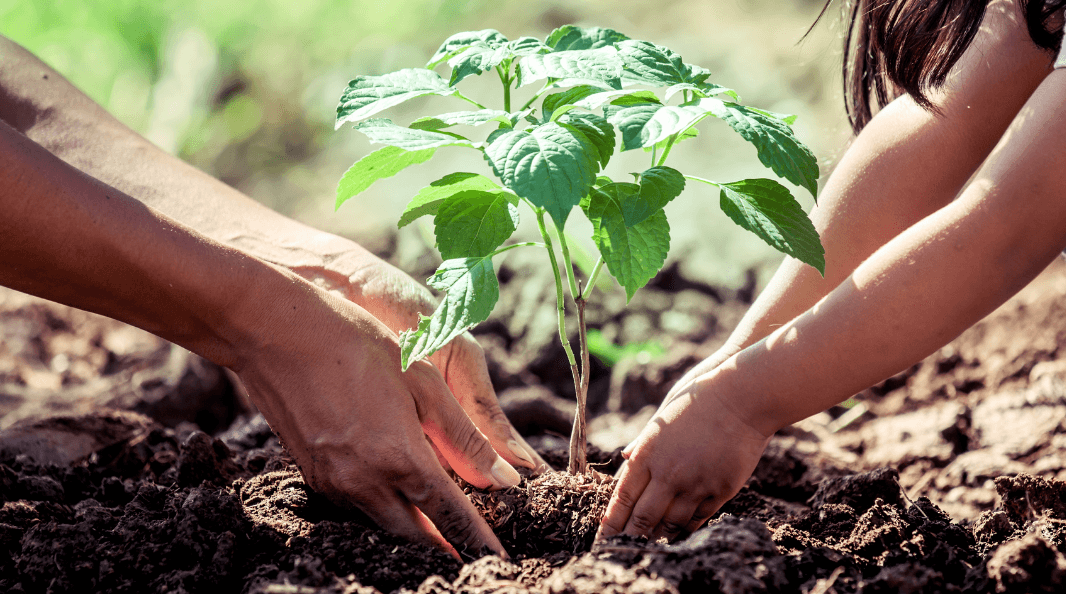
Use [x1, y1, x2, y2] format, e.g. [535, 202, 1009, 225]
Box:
[5, 254, 1066, 593]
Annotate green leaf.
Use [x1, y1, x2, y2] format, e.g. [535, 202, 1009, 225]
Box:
[643, 127, 698, 153]
[617, 40, 711, 87]
[701, 99, 819, 197]
[689, 176, 825, 274]
[427, 29, 508, 69]
[606, 102, 711, 151]
[399, 256, 499, 369]
[484, 122, 600, 228]
[434, 190, 520, 259]
[507, 36, 551, 56]
[557, 112, 615, 169]
[574, 88, 660, 110]
[399, 173, 503, 228]
[409, 109, 515, 130]
[747, 105, 798, 125]
[517, 47, 624, 89]
[336, 146, 436, 210]
[581, 187, 671, 301]
[336, 69, 457, 128]
[546, 25, 630, 51]
[446, 36, 550, 86]
[353, 119, 475, 151]
[542, 85, 612, 121]
[664, 82, 738, 102]
[622, 166, 686, 226]
[448, 44, 512, 85]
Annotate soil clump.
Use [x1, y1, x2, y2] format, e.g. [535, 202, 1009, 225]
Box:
[6, 258, 1066, 591]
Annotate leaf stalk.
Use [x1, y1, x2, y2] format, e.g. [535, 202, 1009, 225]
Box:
[519, 80, 553, 111]
[490, 241, 545, 257]
[454, 90, 488, 110]
[580, 256, 605, 301]
[656, 132, 679, 167]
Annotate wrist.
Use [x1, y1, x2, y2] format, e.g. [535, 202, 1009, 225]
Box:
[214, 257, 326, 372]
[699, 357, 791, 439]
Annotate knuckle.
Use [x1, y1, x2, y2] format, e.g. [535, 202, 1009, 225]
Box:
[612, 487, 639, 511]
[686, 515, 712, 533]
[448, 413, 494, 463]
[661, 520, 685, 536]
[362, 444, 420, 484]
[628, 513, 656, 533]
[425, 499, 483, 555]
[462, 429, 495, 466]
[482, 400, 510, 425]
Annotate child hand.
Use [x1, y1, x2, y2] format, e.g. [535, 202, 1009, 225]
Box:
[596, 370, 775, 541]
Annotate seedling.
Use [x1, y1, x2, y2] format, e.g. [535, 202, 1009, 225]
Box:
[334, 26, 825, 475]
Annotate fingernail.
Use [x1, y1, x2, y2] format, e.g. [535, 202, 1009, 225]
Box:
[506, 439, 534, 467]
[490, 456, 521, 488]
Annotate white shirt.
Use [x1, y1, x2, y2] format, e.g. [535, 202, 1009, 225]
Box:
[1059, 19, 1066, 69]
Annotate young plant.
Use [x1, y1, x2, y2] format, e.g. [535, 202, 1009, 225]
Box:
[334, 26, 825, 475]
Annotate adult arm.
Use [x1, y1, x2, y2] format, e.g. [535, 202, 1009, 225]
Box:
[0, 35, 545, 471]
[0, 117, 526, 557]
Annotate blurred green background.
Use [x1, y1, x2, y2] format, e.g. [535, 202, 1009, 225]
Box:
[1, 0, 852, 288]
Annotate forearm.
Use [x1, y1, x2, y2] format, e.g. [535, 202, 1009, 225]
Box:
[720, 73, 1066, 435]
[717, 0, 1054, 357]
[0, 36, 383, 296]
[0, 117, 295, 370]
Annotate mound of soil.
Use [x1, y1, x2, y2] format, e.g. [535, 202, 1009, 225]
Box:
[6, 254, 1066, 592]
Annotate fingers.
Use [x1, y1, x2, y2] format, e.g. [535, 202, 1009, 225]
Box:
[435, 335, 548, 471]
[621, 479, 674, 537]
[597, 460, 649, 540]
[598, 458, 720, 543]
[408, 362, 521, 490]
[355, 486, 454, 554]
[467, 397, 548, 473]
[684, 498, 721, 534]
[650, 497, 702, 542]
[398, 464, 508, 561]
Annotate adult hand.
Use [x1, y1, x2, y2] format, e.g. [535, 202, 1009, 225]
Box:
[233, 276, 521, 559]
[596, 369, 773, 542]
[291, 248, 548, 473]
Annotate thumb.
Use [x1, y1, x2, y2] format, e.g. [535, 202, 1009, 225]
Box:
[408, 362, 521, 491]
[431, 334, 548, 471]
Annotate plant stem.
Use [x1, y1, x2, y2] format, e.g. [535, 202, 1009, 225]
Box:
[535, 210, 578, 369]
[580, 256, 605, 301]
[535, 208, 589, 475]
[556, 227, 581, 300]
[498, 65, 511, 112]
[568, 293, 590, 475]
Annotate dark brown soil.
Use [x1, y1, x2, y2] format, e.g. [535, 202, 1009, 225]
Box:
[6, 256, 1066, 592]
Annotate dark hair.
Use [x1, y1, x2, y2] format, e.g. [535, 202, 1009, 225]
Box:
[814, 0, 1066, 132]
